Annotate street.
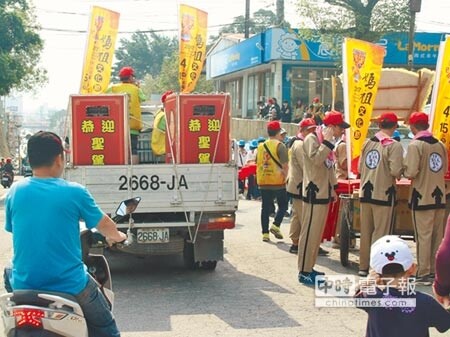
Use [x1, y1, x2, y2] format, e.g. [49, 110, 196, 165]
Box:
[0, 186, 443, 337]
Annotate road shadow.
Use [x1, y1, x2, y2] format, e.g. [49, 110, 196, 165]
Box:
[108, 252, 300, 332]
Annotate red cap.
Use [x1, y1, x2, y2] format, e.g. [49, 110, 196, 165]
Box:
[378, 111, 398, 124]
[323, 111, 350, 129]
[409, 111, 429, 125]
[313, 97, 320, 103]
[299, 118, 317, 129]
[267, 120, 281, 131]
[161, 90, 174, 103]
[119, 66, 135, 78]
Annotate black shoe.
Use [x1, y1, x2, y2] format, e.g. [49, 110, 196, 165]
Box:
[289, 245, 298, 254]
[415, 275, 432, 286]
[318, 247, 329, 256]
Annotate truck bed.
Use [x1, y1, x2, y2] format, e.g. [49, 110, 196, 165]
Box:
[64, 163, 239, 215]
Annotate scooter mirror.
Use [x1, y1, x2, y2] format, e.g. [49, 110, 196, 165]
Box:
[115, 197, 141, 216]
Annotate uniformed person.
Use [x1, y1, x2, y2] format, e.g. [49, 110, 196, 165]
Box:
[286, 118, 317, 254]
[335, 134, 348, 180]
[298, 111, 349, 285]
[403, 111, 447, 285]
[358, 111, 404, 277]
[256, 121, 289, 242]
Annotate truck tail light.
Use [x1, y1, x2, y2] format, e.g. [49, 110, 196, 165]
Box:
[13, 308, 45, 328]
[198, 214, 235, 231]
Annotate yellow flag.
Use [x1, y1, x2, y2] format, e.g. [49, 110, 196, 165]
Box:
[430, 36, 450, 177]
[80, 6, 120, 94]
[179, 4, 208, 93]
[431, 36, 450, 147]
[342, 38, 385, 175]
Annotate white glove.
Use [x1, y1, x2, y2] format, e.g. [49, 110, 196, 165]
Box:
[322, 126, 334, 143]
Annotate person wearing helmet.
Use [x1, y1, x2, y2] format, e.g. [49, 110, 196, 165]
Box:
[106, 66, 147, 164]
[3, 158, 14, 181]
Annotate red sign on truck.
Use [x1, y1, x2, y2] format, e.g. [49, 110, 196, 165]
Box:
[165, 93, 231, 164]
[70, 94, 128, 165]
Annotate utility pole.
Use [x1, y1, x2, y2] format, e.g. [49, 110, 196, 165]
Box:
[276, 0, 284, 26]
[408, 0, 422, 70]
[244, 0, 250, 38]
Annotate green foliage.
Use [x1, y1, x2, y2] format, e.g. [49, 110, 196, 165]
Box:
[295, 0, 410, 41]
[210, 9, 289, 43]
[141, 51, 213, 98]
[112, 32, 178, 81]
[0, 0, 47, 96]
[294, 0, 411, 64]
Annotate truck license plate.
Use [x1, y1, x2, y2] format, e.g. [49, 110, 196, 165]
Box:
[137, 228, 169, 243]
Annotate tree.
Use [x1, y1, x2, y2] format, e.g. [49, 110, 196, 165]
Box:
[210, 9, 288, 43]
[112, 32, 178, 81]
[0, 0, 47, 96]
[141, 51, 214, 98]
[295, 0, 410, 42]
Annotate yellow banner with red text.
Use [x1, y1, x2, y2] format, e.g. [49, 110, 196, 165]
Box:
[343, 38, 385, 175]
[430, 35, 450, 178]
[179, 4, 207, 93]
[80, 6, 120, 94]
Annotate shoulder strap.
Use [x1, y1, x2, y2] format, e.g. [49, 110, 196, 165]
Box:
[263, 142, 283, 169]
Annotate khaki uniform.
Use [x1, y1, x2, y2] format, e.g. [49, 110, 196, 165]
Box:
[298, 132, 337, 273]
[286, 138, 304, 245]
[404, 135, 447, 277]
[333, 139, 348, 243]
[358, 136, 404, 271]
[335, 139, 348, 180]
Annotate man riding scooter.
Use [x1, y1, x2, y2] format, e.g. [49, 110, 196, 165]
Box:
[1, 158, 14, 188]
[3, 131, 127, 336]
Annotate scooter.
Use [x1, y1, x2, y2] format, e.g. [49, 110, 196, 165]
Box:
[0, 197, 141, 337]
[1, 172, 13, 188]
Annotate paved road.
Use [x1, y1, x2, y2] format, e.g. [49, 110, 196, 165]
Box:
[0, 188, 443, 336]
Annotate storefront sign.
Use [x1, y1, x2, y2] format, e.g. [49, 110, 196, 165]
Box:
[208, 35, 263, 78]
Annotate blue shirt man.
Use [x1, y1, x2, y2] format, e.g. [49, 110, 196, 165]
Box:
[4, 130, 126, 337]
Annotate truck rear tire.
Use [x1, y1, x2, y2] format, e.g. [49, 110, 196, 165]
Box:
[201, 260, 217, 270]
[183, 241, 199, 270]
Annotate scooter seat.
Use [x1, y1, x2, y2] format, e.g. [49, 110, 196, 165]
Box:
[10, 290, 78, 308]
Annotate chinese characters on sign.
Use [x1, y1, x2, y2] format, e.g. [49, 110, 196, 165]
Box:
[81, 119, 115, 165]
[188, 118, 221, 163]
[343, 38, 385, 176]
[179, 5, 208, 93]
[80, 6, 120, 94]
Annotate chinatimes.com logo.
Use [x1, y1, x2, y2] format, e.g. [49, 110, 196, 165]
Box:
[314, 274, 417, 308]
[315, 297, 416, 308]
